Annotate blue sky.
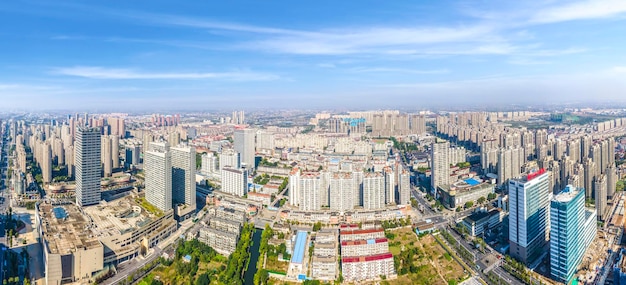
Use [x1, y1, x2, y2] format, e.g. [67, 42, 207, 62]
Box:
[2, 0, 626, 111]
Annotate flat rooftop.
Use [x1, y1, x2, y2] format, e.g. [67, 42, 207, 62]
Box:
[291, 231, 308, 264]
[82, 194, 162, 238]
[342, 253, 393, 263]
[39, 203, 102, 255]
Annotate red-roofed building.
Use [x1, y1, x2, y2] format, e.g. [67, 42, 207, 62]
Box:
[341, 238, 389, 257]
[341, 253, 396, 281]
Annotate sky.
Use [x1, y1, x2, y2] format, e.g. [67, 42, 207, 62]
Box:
[2, 0, 626, 111]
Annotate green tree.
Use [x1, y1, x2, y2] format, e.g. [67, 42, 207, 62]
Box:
[312, 221, 322, 231]
[464, 201, 474, 209]
[487, 193, 497, 200]
[195, 273, 210, 285]
[477, 197, 486, 204]
[456, 206, 461, 212]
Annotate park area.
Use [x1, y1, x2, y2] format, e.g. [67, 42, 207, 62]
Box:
[385, 227, 469, 285]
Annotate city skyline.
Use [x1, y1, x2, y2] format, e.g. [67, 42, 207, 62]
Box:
[2, 0, 626, 110]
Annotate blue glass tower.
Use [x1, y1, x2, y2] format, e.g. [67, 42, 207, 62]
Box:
[550, 185, 597, 283]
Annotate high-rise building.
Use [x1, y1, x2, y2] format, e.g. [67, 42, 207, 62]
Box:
[234, 128, 256, 169]
[550, 185, 597, 283]
[330, 172, 354, 211]
[300, 172, 322, 211]
[201, 152, 218, 175]
[595, 174, 608, 220]
[509, 169, 551, 266]
[111, 135, 119, 169]
[145, 142, 172, 212]
[102, 135, 112, 177]
[75, 127, 102, 207]
[171, 146, 196, 209]
[221, 167, 248, 197]
[431, 140, 450, 194]
[42, 142, 52, 183]
[220, 149, 241, 170]
[363, 172, 385, 210]
[398, 168, 411, 205]
[384, 167, 396, 205]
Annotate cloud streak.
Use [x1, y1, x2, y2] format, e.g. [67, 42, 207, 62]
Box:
[52, 66, 280, 81]
[529, 0, 626, 24]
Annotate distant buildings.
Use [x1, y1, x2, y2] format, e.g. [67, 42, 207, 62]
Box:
[75, 127, 102, 207]
[509, 169, 551, 266]
[550, 185, 596, 283]
[234, 128, 256, 169]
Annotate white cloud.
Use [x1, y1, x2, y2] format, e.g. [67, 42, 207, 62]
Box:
[529, 0, 626, 23]
[348, 67, 449, 74]
[52, 66, 280, 81]
[611, 66, 626, 72]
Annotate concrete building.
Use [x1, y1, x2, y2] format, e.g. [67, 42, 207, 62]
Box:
[201, 152, 218, 175]
[198, 227, 238, 256]
[340, 228, 385, 242]
[102, 135, 112, 177]
[221, 167, 248, 197]
[509, 169, 551, 266]
[341, 238, 389, 257]
[431, 140, 450, 193]
[299, 172, 322, 211]
[171, 146, 197, 217]
[234, 128, 256, 169]
[437, 179, 494, 209]
[462, 208, 505, 237]
[384, 167, 396, 205]
[38, 203, 104, 285]
[330, 172, 354, 211]
[75, 127, 102, 207]
[595, 174, 608, 220]
[145, 142, 172, 212]
[311, 231, 338, 281]
[219, 148, 241, 170]
[398, 168, 411, 205]
[550, 185, 597, 284]
[614, 249, 626, 285]
[341, 253, 395, 282]
[363, 172, 385, 210]
[288, 231, 309, 279]
[42, 142, 52, 183]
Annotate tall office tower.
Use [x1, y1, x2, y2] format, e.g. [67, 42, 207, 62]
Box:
[289, 168, 301, 207]
[550, 185, 597, 283]
[299, 172, 322, 211]
[101, 135, 112, 177]
[42, 143, 52, 183]
[234, 128, 256, 169]
[567, 139, 580, 163]
[145, 142, 172, 212]
[329, 172, 354, 211]
[580, 135, 591, 163]
[171, 146, 196, 209]
[583, 158, 596, 199]
[111, 135, 119, 169]
[201, 152, 219, 175]
[363, 172, 385, 210]
[481, 139, 499, 174]
[219, 149, 241, 170]
[607, 166, 617, 199]
[384, 167, 396, 204]
[75, 127, 102, 207]
[509, 169, 551, 266]
[431, 140, 450, 193]
[398, 168, 411, 205]
[595, 174, 608, 220]
[352, 171, 363, 207]
[221, 167, 248, 197]
[410, 115, 426, 135]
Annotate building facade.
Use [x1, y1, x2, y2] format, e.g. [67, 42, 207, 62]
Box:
[75, 127, 102, 207]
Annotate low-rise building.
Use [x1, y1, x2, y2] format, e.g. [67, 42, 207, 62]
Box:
[311, 256, 337, 281]
[198, 227, 238, 256]
[341, 253, 396, 282]
[340, 228, 385, 242]
[209, 217, 241, 234]
[341, 238, 389, 257]
[247, 192, 272, 205]
[461, 208, 505, 237]
[214, 206, 247, 224]
[287, 231, 309, 279]
[437, 179, 494, 209]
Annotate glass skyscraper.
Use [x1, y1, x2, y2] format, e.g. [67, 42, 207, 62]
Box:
[550, 185, 597, 283]
[75, 127, 102, 207]
[509, 169, 551, 266]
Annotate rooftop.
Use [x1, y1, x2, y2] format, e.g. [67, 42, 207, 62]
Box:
[38, 203, 102, 255]
[342, 253, 393, 263]
[341, 238, 387, 246]
[553, 185, 581, 203]
[82, 194, 164, 237]
[291, 231, 308, 264]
